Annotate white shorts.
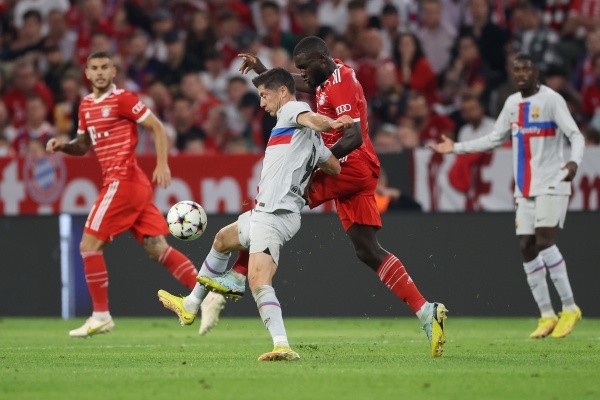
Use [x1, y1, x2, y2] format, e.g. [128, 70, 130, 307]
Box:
[237, 209, 301, 265]
[515, 195, 569, 236]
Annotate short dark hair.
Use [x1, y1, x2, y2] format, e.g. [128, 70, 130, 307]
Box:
[382, 4, 399, 15]
[260, 1, 280, 12]
[298, 3, 317, 14]
[348, 0, 366, 10]
[172, 94, 193, 106]
[544, 63, 567, 78]
[514, 52, 536, 66]
[87, 51, 113, 64]
[293, 36, 329, 59]
[515, 0, 537, 11]
[252, 68, 295, 95]
[461, 94, 483, 106]
[23, 9, 42, 23]
[228, 75, 247, 86]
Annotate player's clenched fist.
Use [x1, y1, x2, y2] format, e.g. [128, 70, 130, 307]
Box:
[332, 115, 354, 130]
[46, 138, 63, 154]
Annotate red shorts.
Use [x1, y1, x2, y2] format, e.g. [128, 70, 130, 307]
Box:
[309, 160, 381, 231]
[84, 180, 168, 243]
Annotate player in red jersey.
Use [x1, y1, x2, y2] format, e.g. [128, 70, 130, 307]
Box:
[203, 37, 448, 357]
[46, 51, 225, 337]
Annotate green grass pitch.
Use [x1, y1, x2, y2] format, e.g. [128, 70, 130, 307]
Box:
[1, 317, 598, 400]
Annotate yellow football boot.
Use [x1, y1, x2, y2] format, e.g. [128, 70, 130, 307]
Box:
[157, 289, 196, 325]
[551, 307, 582, 338]
[258, 346, 301, 361]
[528, 317, 558, 339]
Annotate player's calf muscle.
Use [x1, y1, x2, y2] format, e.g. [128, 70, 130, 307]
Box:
[143, 235, 167, 259]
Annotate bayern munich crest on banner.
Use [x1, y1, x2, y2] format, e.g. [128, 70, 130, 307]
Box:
[23, 154, 67, 205]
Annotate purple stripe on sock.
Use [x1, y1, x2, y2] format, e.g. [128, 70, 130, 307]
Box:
[258, 301, 281, 309]
[203, 260, 220, 275]
[546, 259, 564, 269]
[527, 265, 546, 274]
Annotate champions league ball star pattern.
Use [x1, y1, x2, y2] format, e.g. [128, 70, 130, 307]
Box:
[167, 200, 207, 241]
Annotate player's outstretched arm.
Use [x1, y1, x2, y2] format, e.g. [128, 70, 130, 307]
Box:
[238, 53, 268, 75]
[46, 134, 91, 156]
[238, 53, 314, 94]
[140, 112, 171, 188]
[427, 135, 455, 154]
[296, 111, 352, 132]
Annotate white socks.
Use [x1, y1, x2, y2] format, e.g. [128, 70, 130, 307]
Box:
[524, 245, 578, 317]
[184, 248, 231, 312]
[523, 255, 555, 318]
[92, 311, 111, 322]
[252, 285, 289, 347]
[184, 285, 204, 313]
[416, 302, 431, 325]
[539, 245, 577, 312]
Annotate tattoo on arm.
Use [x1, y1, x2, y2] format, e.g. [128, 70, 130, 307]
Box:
[60, 134, 92, 156]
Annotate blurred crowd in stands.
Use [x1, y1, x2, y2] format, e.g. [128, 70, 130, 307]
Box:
[1, 0, 600, 161]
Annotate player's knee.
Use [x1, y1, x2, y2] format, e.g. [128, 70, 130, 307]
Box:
[534, 238, 554, 253]
[212, 229, 228, 252]
[519, 236, 534, 254]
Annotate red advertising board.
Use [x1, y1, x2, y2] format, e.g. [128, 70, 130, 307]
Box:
[0, 154, 266, 215]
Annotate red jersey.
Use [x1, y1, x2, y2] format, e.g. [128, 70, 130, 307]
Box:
[77, 85, 150, 187]
[315, 59, 380, 173]
[582, 84, 600, 118]
[570, 0, 600, 18]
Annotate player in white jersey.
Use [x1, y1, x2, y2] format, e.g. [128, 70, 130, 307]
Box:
[158, 68, 349, 361]
[429, 53, 585, 339]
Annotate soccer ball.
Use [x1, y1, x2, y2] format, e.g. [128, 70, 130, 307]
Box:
[167, 200, 207, 241]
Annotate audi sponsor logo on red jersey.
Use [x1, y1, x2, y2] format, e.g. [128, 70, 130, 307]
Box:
[335, 104, 352, 114]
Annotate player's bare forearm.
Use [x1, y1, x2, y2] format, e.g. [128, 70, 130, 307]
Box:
[50, 135, 91, 156]
[297, 111, 337, 132]
[329, 122, 362, 159]
[141, 113, 169, 166]
[140, 113, 171, 187]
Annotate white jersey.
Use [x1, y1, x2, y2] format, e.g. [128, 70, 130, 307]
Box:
[454, 85, 585, 198]
[255, 101, 333, 213]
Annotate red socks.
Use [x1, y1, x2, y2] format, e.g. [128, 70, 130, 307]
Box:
[82, 250, 109, 312]
[377, 254, 426, 312]
[229, 250, 426, 312]
[159, 246, 198, 289]
[232, 250, 249, 276]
